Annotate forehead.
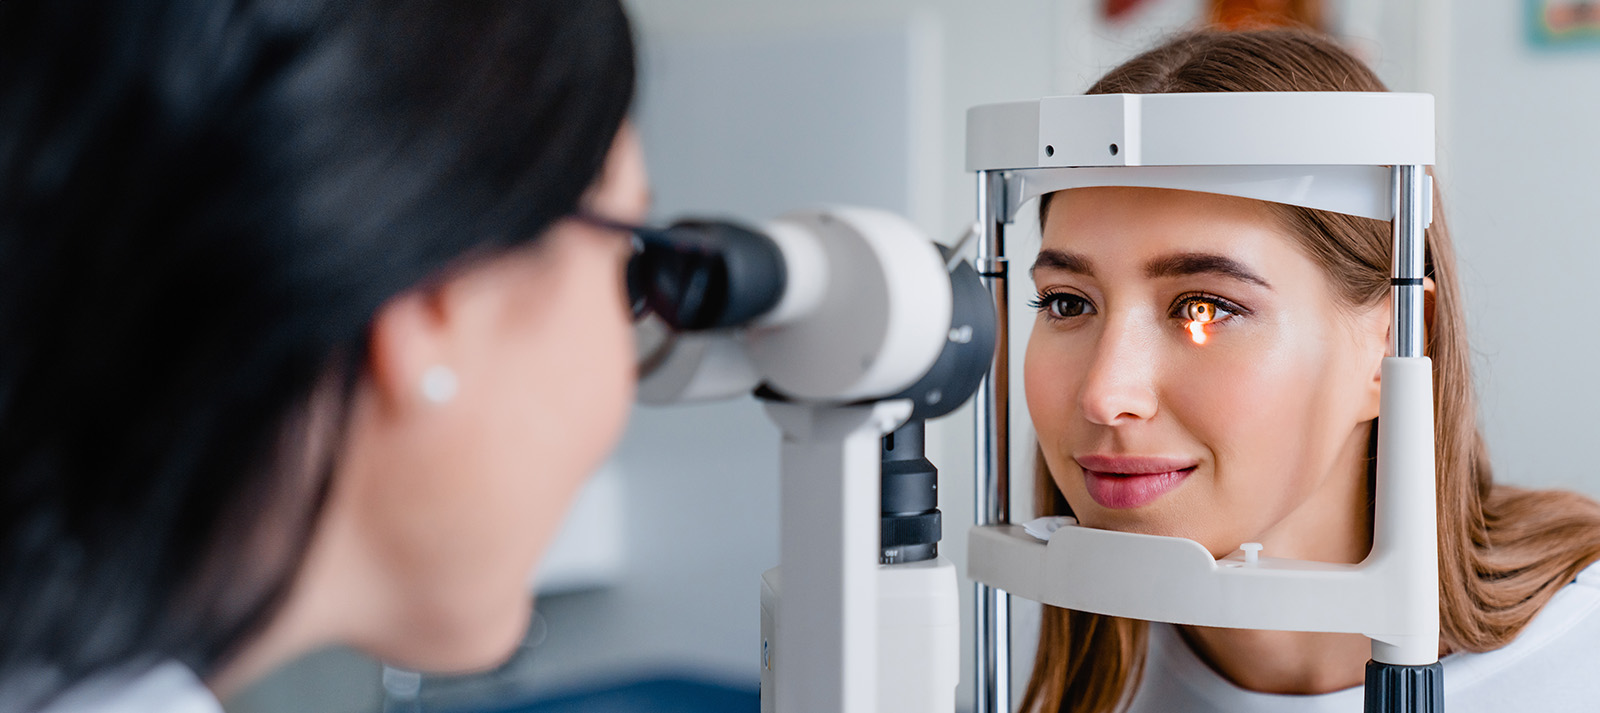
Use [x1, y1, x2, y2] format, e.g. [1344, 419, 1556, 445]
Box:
[1040, 187, 1290, 264]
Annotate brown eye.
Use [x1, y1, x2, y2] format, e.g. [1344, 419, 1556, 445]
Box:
[1172, 295, 1242, 328]
[1029, 291, 1096, 320]
[1049, 295, 1091, 319]
[1172, 294, 1247, 345]
[1184, 301, 1218, 324]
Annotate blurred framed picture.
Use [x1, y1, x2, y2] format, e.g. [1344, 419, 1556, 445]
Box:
[1528, 0, 1600, 48]
[1204, 0, 1328, 31]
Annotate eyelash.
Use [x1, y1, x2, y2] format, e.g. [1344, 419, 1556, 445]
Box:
[1027, 290, 1252, 326]
[1169, 291, 1251, 324]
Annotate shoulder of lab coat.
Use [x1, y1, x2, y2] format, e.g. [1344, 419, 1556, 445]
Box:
[24, 661, 223, 713]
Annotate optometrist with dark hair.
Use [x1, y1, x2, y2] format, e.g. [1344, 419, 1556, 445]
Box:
[0, 2, 647, 711]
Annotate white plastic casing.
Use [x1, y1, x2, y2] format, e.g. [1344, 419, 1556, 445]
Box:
[746, 208, 951, 402]
[637, 206, 952, 405]
[761, 400, 912, 713]
[1013, 164, 1406, 222]
[965, 92, 1435, 223]
[762, 559, 960, 713]
[966, 92, 1434, 171]
[635, 332, 763, 404]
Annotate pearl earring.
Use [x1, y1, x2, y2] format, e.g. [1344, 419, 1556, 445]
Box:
[420, 365, 459, 404]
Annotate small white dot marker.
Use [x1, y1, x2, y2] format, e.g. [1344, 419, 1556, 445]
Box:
[1240, 542, 1263, 567]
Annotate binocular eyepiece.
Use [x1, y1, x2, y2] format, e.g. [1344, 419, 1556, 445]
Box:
[624, 210, 999, 566]
[626, 220, 788, 332]
[627, 214, 995, 422]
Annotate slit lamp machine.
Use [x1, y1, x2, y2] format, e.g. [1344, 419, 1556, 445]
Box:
[629, 91, 1440, 713]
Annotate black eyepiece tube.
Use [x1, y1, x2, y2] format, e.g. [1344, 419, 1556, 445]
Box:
[633, 220, 786, 331]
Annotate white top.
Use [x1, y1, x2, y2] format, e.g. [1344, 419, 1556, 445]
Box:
[4, 662, 223, 713]
[1126, 562, 1600, 712]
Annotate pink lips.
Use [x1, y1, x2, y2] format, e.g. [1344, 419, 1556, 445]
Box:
[1076, 454, 1197, 510]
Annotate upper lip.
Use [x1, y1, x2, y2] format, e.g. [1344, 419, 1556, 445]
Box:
[1075, 454, 1198, 475]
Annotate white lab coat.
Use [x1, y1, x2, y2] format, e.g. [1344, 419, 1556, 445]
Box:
[16, 662, 222, 713]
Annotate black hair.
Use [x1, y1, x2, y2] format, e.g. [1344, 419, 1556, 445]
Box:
[0, 0, 635, 705]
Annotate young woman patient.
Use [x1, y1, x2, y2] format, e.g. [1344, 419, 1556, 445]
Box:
[1020, 29, 1600, 713]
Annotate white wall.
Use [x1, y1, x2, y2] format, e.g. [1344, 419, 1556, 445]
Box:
[1446, 5, 1600, 499]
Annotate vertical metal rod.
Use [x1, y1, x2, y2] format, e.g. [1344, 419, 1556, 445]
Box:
[1365, 163, 1443, 711]
[1392, 165, 1428, 359]
[973, 170, 1012, 713]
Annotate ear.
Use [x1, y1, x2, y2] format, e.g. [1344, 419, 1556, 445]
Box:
[366, 287, 454, 414]
[1367, 276, 1437, 419]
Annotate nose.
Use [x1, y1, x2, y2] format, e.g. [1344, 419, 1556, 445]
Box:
[1077, 316, 1159, 426]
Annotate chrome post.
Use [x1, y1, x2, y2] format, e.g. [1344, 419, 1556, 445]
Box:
[973, 170, 1012, 713]
[1392, 165, 1428, 359]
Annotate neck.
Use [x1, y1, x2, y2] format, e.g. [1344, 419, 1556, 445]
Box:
[204, 486, 376, 700]
[1177, 422, 1376, 694]
[203, 537, 348, 701]
[204, 609, 315, 701]
[1178, 627, 1371, 694]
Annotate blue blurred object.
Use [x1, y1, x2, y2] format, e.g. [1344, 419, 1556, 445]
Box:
[467, 677, 758, 713]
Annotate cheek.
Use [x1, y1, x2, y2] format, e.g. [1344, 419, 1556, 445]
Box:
[1165, 339, 1310, 451]
[455, 238, 636, 580]
[1023, 328, 1082, 445]
[540, 258, 635, 466]
[1023, 328, 1094, 504]
[494, 241, 634, 501]
[1164, 325, 1359, 517]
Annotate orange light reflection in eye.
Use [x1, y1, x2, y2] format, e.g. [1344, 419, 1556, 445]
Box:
[1187, 320, 1208, 345]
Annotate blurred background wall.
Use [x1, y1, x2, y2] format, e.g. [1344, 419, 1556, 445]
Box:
[225, 2, 1600, 712]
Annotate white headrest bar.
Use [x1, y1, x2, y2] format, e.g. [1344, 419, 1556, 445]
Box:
[967, 92, 1435, 172]
[1012, 164, 1400, 221]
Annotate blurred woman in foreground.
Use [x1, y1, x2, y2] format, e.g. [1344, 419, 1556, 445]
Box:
[0, 2, 646, 710]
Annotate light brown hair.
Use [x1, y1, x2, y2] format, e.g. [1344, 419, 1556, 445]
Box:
[1022, 28, 1600, 713]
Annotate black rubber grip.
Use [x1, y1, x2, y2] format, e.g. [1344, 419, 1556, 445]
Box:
[1363, 660, 1443, 713]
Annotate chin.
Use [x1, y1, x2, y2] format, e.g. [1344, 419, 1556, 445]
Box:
[396, 595, 532, 675]
[456, 598, 533, 673]
[462, 608, 532, 673]
[1074, 504, 1217, 547]
[1106, 520, 1243, 559]
[1082, 513, 1174, 538]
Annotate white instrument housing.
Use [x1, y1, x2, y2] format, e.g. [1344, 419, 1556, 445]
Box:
[967, 92, 1433, 171]
[636, 206, 972, 713]
[637, 207, 951, 405]
[967, 92, 1435, 224]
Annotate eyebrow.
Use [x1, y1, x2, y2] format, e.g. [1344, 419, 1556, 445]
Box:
[1143, 252, 1272, 289]
[1030, 249, 1095, 279]
[1030, 248, 1272, 290]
